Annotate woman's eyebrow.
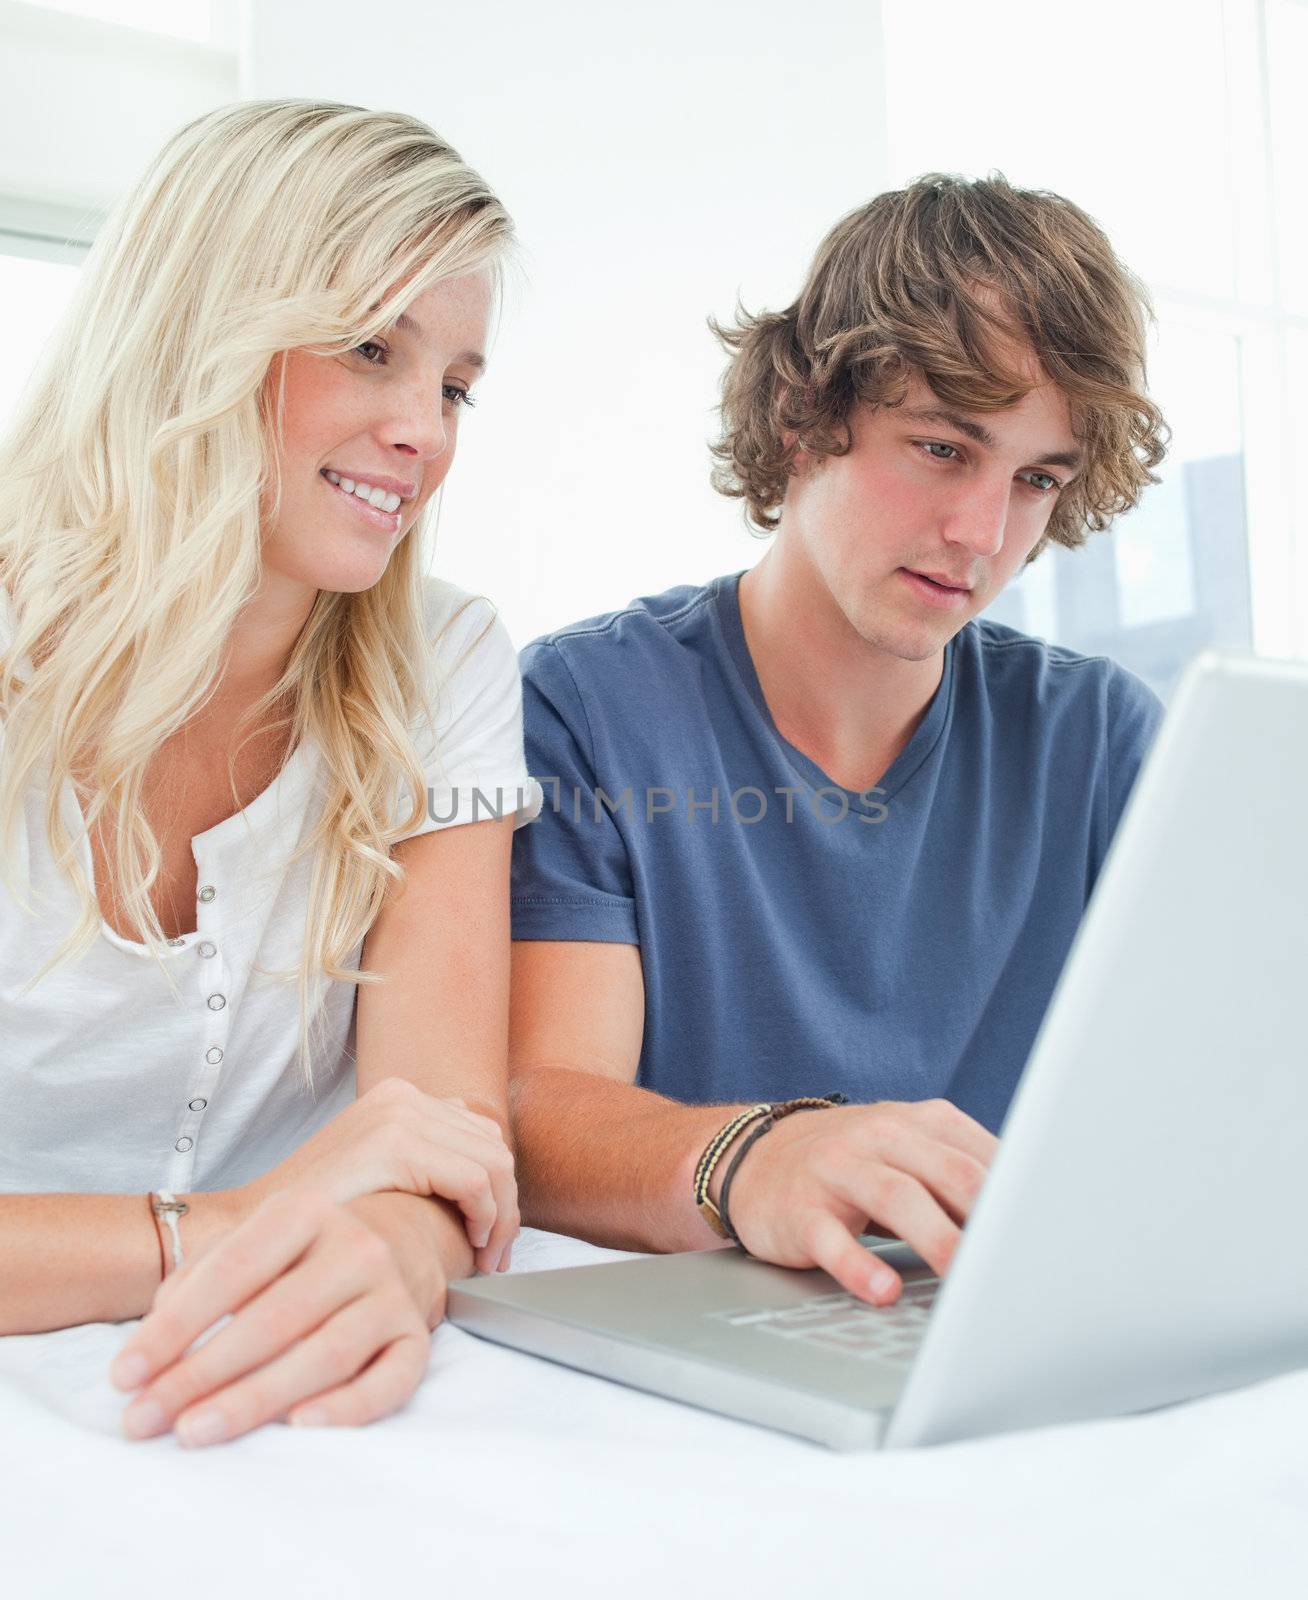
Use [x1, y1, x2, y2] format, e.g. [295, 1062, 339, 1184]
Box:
[391, 310, 486, 370]
[901, 405, 1083, 472]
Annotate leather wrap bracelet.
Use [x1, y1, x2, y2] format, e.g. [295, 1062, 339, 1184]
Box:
[693, 1092, 848, 1246]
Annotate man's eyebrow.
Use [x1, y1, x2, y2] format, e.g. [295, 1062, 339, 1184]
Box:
[901, 406, 1083, 471]
[391, 310, 486, 370]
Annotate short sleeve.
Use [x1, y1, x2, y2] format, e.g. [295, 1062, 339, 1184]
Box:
[510, 639, 639, 944]
[392, 581, 543, 844]
[1089, 664, 1166, 888]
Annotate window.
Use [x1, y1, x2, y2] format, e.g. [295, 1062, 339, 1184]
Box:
[16, 0, 215, 44]
[882, 0, 1307, 698]
[0, 249, 84, 430]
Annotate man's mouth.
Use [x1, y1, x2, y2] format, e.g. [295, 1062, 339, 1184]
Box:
[906, 569, 972, 593]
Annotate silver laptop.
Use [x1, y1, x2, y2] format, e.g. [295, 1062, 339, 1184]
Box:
[450, 649, 1308, 1450]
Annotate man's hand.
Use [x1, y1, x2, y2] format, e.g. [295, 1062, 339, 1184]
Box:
[109, 1190, 437, 1447]
[712, 1098, 998, 1303]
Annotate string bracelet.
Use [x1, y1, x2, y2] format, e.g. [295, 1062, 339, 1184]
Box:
[146, 1191, 166, 1285]
[148, 1190, 190, 1280]
[693, 1105, 773, 1239]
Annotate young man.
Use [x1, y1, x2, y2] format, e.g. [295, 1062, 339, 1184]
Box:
[506, 174, 1169, 1304]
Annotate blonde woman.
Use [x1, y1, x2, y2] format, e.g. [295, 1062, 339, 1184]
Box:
[0, 100, 541, 1446]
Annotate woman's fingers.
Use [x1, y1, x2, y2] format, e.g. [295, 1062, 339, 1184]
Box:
[120, 1240, 382, 1440]
[406, 1125, 516, 1264]
[466, 1137, 518, 1274]
[172, 1291, 424, 1447]
[409, 1146, 500, 1251]
[115, 1198, 434, 1447]
[285, 1322, 431, 1430]
[110, 1191, 326, 1393]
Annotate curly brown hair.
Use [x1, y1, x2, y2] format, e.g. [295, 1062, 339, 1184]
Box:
[709, 172, 1169, 563]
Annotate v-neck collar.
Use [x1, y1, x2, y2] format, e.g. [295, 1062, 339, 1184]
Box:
[711, 568, 958, 804]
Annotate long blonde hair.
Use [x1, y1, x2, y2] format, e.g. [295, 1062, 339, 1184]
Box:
[0, 99, 513, 1086]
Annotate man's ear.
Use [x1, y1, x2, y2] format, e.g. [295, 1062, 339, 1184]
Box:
[779, 424, 811, 475]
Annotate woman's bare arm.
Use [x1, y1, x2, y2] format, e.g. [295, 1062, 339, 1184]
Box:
[352, 810, 519, 1283]
[0, 1190, 242, 1335]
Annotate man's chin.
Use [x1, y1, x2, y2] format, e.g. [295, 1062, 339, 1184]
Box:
[846, 609, 966, 663]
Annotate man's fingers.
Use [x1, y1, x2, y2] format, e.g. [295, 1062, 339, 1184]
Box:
[802, 1214, 902, 1305]
[835, 1166, 961, 1278]
[867, 1125, 989, 1227]
[912, 1098, 1000, 1168]
[111, 1192, 327, 1392]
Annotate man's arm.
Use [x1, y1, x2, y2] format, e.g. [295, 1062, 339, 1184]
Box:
[510, 939, 1000, 1301]
[509, 940, 747, 1253]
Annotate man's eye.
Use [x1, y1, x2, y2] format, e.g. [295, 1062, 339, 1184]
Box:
[1023, 471, 1060, 493]
[921, 441, 959, 461]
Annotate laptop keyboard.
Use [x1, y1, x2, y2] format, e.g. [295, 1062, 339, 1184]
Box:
[709, 1276, 940, 1368]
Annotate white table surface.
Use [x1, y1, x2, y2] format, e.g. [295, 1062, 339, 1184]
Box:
[2, 1228, 1305, 1599]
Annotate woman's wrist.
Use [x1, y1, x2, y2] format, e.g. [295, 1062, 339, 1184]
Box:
[162, 1187, 248, 1271]
[345, 1192, 464, 1329]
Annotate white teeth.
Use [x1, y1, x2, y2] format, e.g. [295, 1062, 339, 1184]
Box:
[323, 470, 401, 514]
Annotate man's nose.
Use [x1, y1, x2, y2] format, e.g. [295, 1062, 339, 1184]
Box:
[940, 477, 1009, 560]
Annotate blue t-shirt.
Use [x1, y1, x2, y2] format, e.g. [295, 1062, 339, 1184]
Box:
[510, 571, 1164, 1133]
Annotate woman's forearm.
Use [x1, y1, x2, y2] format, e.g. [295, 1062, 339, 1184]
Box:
[0, 1190, 243, 1335]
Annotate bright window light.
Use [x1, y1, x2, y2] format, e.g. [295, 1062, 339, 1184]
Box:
[0, 251, 83, 432]
[18, 0, 212, 43]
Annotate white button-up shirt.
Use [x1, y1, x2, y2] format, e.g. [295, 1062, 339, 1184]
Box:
[0, 580, 541, 1195]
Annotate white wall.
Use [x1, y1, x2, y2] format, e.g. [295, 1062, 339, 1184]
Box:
[244, 0, 888, 645]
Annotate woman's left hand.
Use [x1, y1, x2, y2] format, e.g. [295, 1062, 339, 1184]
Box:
[109, 1188, 437, 1447]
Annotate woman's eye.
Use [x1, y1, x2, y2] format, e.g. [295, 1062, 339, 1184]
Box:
[353, 340, 387, 365]
[442, 384, 476, 409]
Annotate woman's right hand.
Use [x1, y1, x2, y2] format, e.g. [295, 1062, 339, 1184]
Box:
[236, 1077, 518, 1275]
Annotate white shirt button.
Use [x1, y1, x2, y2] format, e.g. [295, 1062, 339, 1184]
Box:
[206, 994, 226, 1011]
[166, 936, 186, 948]
[198, 885, 216, 904]
[175, 1137, 193, 1153]
[189, 1098, 207, 1111]
[198, 941, 217, 958]
[205, 1046, 223, 1064]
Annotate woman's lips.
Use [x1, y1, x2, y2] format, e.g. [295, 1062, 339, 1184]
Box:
[321, 472, 402, 533]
